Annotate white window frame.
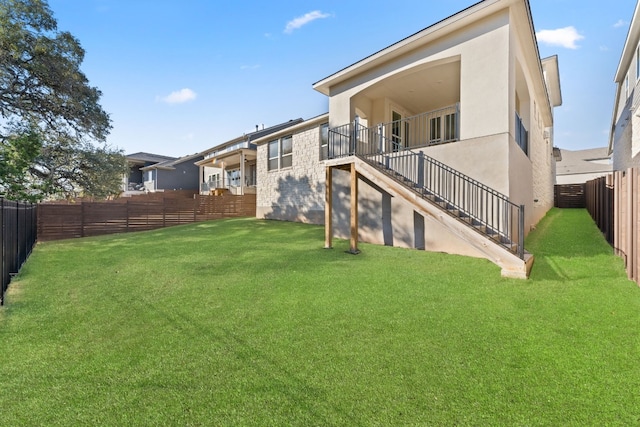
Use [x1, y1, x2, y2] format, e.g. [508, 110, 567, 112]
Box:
[267, 135, 293, 171]
[320, 123, 329, 160]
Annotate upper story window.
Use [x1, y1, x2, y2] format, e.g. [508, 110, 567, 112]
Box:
[267, 135, 293, 171]
[320, 123, 329, 160]
[281, 135, 293, 168]
[268, 140, 279, 170]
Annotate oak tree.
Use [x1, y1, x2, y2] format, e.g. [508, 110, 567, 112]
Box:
[0, 0, 125, 201]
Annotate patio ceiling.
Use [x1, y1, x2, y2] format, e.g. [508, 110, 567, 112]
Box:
[358, 60, 460, 114]
[198, 149, 256, 169]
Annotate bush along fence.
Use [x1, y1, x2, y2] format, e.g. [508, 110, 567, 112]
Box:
[38, 193, 256, 241]
[585, 170, 638, 283]
[1, 198, 38, 305]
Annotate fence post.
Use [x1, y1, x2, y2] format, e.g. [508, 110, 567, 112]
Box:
[1, 197, 4, 305]
[80, 202, 85, 238]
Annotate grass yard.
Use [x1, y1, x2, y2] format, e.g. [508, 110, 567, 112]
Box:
[1, 208, 639, 425]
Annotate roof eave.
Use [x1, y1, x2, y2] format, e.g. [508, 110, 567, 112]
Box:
[614, 2, 640, 83]
[312, 0, 501, 95]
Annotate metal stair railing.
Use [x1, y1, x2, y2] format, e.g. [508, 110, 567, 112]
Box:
[328, 122, 524, 259]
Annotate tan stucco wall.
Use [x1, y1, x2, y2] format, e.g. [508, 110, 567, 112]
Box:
[417, 135, 511, 195]
[328, 10, 511, 138]
[256, 122, 326, 224]
[330, 167, 488, 259]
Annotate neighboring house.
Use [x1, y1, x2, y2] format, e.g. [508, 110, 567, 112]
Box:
[555, 147, 612, 184]
[257, 0, 562, 278]
[609, 1, 640, 171]
[196, 119, 303, 195]
[123, 152, 177, 194]
[140, 152, 204, 192]
[254, 113, 329, 223]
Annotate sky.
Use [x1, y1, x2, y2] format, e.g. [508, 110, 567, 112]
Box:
[46, 0, 638, 157]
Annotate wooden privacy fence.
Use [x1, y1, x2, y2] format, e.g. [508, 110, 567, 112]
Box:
[585, 169, 640, 284]
[1, 198, 38, 305]
[38, 193, 256, 241]
[554, 184, 586, 208]
[585, 175, 614, 245]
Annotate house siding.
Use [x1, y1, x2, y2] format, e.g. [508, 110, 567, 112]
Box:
[257, 123, 326, 223]
[612, 78, 640, 170]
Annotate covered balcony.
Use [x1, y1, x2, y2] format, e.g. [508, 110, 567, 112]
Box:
[196, 145, 257, 196]
[324, 57, 461, 159]
[328, 104, 460, 159]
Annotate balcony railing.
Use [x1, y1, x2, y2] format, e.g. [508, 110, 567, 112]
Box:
[200, 176, 257, 193]
[363, 150, 525, 258]
[327, 104, 459, 159]
[326, 103, 524, 258]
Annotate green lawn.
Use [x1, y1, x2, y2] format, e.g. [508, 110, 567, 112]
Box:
[1, 208, 639, 425]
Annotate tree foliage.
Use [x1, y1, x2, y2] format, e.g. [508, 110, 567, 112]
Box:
[0, 0, 125, 201]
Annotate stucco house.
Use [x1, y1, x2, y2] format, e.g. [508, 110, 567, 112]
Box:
[609, 1, 640, 171]
[140, 152, 204, 193]
[257, 0, 562, 278]
[196, 119, 303, 196]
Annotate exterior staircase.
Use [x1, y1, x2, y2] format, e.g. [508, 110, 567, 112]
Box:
[327, 121, 533, 278]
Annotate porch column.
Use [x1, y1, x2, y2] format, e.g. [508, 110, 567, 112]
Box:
[198, 165, 204, 194]
[349, 162, 360, 254]
[240, 151, 246, 195]
[324, 165, 333, 249]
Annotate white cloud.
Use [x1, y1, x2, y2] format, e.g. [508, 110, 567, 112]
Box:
[614, 19, 627, 29]
[536, 26, 584, 49]
[157, 88, 197, 104]
[284, 10, 330, 34]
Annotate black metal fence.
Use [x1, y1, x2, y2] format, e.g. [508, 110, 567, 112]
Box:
[1, 198, 38, 305]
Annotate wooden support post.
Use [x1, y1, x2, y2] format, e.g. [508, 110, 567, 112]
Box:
[325, 166, 333, 249]
[349, 162, 360, 254]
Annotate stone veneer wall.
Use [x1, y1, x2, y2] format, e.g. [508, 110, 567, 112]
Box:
[529, 106, 555, 228]
[256, 122, 326, 224]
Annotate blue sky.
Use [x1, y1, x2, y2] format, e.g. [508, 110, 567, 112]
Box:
[47, 0, 637, 157]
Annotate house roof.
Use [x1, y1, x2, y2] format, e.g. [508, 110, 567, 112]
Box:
[252, 113, 329, 145]
[201, 118, 304, 155]
[126, 152, 177, 164]
[555, 147, 612, 177]
[614, 2, 640, 83]
[542, 55, 562, 108]
[140, 152, 204, 171]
